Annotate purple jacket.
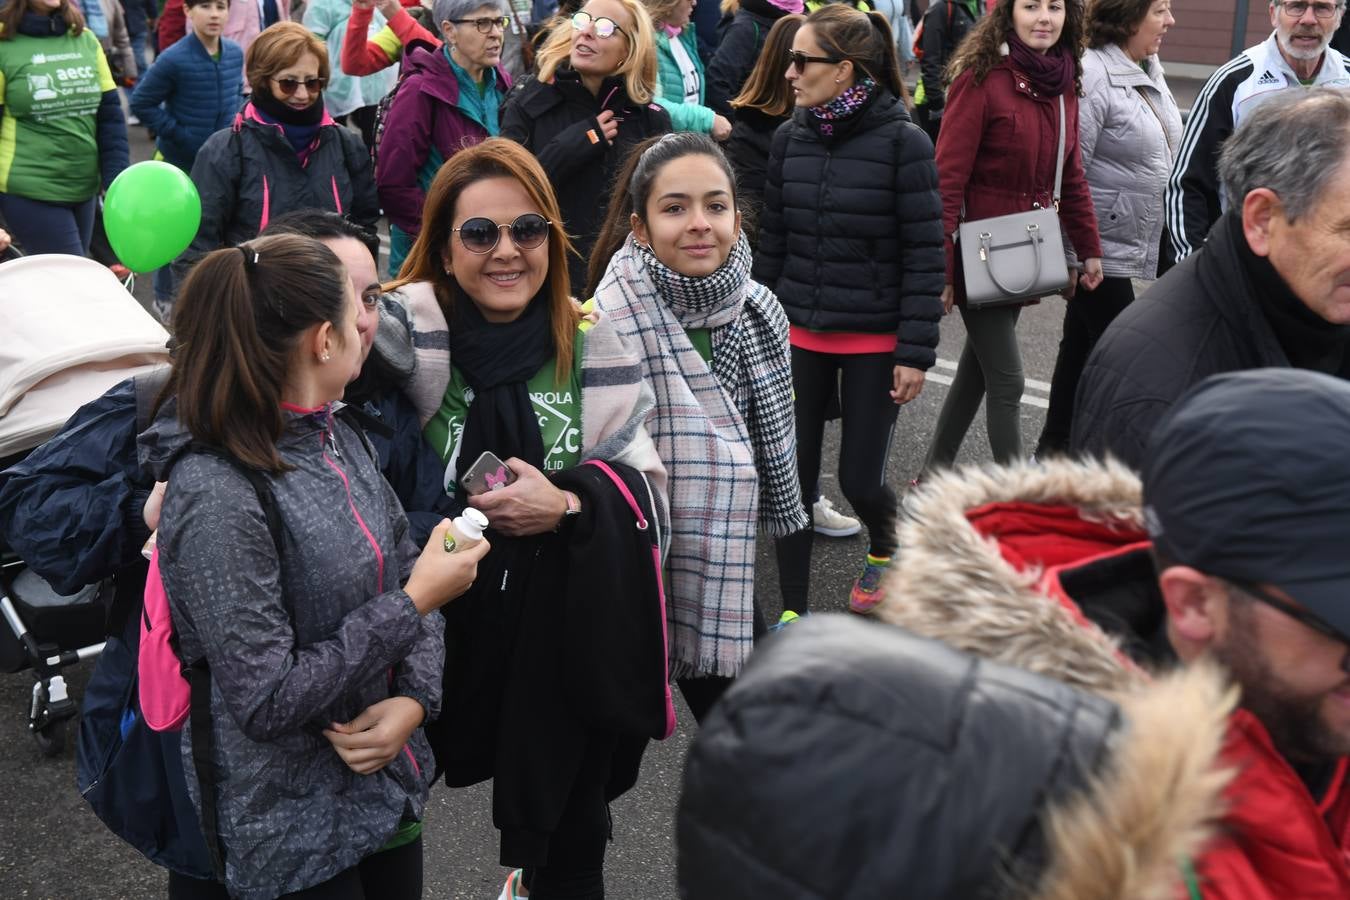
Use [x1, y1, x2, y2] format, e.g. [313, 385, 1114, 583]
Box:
[376, 46, 512, 234]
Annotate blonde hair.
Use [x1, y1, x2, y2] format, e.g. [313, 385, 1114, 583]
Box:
[535, 0, 659, 104]
[246, 22, 330, 97]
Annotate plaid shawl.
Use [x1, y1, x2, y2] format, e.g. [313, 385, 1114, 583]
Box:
[596, 235, 806, 678]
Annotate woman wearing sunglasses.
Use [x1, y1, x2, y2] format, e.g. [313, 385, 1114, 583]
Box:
[386, 137, 669, 900]
[500, 0, 670, 297]
[753, 4, 944, 618]
[174, 22, 379, 302]
[378, 0, 513, 277]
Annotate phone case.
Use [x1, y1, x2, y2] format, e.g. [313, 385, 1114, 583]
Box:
[460, 451, 517, 496]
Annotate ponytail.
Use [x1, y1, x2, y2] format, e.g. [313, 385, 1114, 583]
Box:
[866, 9, 907, 103]
[164, 234, 348, 472]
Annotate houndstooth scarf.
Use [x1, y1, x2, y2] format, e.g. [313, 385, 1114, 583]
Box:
[596, 234, 806, 678]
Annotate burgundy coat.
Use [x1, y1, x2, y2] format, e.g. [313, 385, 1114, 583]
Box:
[936, 59, 1102, 301]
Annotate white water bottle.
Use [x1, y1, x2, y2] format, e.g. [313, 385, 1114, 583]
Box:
[442, 508, 489, 553]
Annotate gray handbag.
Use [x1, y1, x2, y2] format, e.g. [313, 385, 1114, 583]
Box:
[957, 94, 1071, 309]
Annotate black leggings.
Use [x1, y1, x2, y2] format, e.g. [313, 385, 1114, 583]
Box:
[167, 836, 423, 900]
[519, 735, 616, 900]
[1036, 276, 1136, 456]
[776, 348, 900, 613]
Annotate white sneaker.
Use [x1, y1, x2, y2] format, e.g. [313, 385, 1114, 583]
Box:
[126, 113, 140, 125]
[497, 869, 525, 900]
[812, 495, 861, 537]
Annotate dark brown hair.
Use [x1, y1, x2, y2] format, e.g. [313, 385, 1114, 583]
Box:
[1085, 0, 1156, 49]
[1, 0, 84, 39]
[947, 0, 1085, 91]
[805, 4, 908, 104]
[586, 132, 741, 296]
[730, 14, 805, 118]
[163, 234, 350, 472]
[245, 21, 330, 97]
[386, 137, 581, 384]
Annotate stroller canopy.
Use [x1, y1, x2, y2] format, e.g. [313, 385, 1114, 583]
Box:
[0, 254, 170, 459]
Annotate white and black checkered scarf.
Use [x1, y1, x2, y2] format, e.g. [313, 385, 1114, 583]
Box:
[597, 234, 806, 677]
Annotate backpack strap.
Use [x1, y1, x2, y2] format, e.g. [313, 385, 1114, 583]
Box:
[133, 366, 172, 435]
[162, 443, 284, 881]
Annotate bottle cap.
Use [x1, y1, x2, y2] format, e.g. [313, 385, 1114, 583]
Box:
[456, 507, 489, 541]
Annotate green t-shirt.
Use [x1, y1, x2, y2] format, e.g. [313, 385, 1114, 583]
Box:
[0, 28, 115, 202]
[424, 335, 585, 499]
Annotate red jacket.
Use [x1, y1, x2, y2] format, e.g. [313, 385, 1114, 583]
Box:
[157, 0, 186, 51]
[934, 59, 1101, 296]
[1193, 712, 1350, 898]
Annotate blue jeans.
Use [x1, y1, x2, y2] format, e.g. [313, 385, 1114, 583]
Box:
[0, 193, 97, 257]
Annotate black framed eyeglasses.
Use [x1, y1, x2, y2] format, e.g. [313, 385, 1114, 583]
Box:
[453, 214, 552, 254]
[271, 76, 326, 95]
[786, 49, 842, 74]
[571, 10, 627, 40]
[1231, 579, 1349, 648]
[449, 15, 510, 33]
[1277, 0, 1342, 17]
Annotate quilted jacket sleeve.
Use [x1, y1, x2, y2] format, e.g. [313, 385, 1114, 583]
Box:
[893, 123, 945, 370]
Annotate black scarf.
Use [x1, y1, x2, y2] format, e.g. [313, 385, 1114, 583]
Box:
[19, 11, 69, 35]
[1229, 212, 1350, 374]
[447, 287, 554, 484]
[1006, 33, 1075, 97]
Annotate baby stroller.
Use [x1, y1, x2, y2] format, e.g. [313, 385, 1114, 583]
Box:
[0, 252, 170, 755]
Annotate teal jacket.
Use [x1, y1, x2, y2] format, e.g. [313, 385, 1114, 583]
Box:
[653, 27, 714, 134]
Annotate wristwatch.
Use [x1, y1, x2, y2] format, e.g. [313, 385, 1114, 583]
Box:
[554, 490, 581, 532]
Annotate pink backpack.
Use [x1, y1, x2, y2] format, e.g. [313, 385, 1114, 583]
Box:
[138, 446, 284, 732]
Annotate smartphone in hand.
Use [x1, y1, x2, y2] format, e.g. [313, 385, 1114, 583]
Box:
[460, 451, 518, 496]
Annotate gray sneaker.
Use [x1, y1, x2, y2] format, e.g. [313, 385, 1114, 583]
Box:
[812, 495, 861, 537]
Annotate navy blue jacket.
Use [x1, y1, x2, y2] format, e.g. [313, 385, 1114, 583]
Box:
[0, 378, 453, 598]
[130, 30, 243, 172]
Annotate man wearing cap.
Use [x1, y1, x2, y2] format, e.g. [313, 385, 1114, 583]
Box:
[1072, 89, 1350, 470]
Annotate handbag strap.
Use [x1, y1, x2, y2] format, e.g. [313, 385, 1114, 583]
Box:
[582, 459, 649, 530]
[1052, 93, 1066, 206]
[1135, 85, 1177, 156]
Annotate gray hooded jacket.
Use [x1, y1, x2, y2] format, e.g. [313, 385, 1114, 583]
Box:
[141, 404, 444, 900]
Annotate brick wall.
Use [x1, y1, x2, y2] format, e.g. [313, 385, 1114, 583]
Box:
[1162, 0, 1273, 65]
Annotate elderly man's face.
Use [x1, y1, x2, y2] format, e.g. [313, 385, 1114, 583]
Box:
[1263, 159, 1350, 325]
[1270, 0, 1343, 61]
[1210, 584, 1350, 763]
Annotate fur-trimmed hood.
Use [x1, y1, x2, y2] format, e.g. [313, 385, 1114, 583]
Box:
[874, 458, 1236, 900]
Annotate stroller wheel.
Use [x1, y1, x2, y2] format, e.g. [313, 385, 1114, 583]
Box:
[33, 720, 66, 757]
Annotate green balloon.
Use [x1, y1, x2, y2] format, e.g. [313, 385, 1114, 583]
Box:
[104, 161, 202, 273]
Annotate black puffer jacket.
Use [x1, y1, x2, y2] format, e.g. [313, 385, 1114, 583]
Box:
[752, 90, 945, 369]
[706, 0, 791, 118]
[1071, 212, 1350, 469]
[501, 71, 670, 297]
[678, 614, 1121, 898]
[723, 105, 784, 242]
[175, 109, 379, 281]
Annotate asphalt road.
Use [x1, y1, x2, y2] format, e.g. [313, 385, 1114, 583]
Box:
[0, 117, 1083, 900]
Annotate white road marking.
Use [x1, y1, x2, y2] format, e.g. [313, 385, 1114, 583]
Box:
[925, 369, 1050, 409]
[933, 357, 1052, 394]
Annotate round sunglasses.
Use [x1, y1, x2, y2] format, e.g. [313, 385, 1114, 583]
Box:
[571, 10, 627, 40]
[271, 75, 326, 95]
[453, 214, 552, 254]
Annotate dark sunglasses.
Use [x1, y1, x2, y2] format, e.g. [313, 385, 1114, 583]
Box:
[449, 15, 510, 33]
[453, 214, 551, 254]
[571, 10, 626, 40]
[1231, 579, 1350, 649]
[271, 76, 326, 95]
[786, 49, 842, 74]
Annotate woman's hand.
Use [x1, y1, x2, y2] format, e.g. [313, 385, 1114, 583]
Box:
[595, 109, 619, 143]
[404, 520, 490, 615]
[469, 458, 569, 537]
[375, 0, 403, 18]
[323, 696, 425, 775]
[941, 284, 955, 315]
[143, 481, 168, 530]
[351, 0, 374, 9]
[891, 366, 925, 405]
[711, 114, 732, 142]
[0, 228, 11, 254]
[1079, 258, 1104, 292]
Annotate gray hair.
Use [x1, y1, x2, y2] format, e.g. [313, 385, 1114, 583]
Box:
[1218, 88, 1350, 221]
[431, 0, 507, 28]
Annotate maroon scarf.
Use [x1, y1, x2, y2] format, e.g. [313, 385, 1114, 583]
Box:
[1006, 32, 1075, 97]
